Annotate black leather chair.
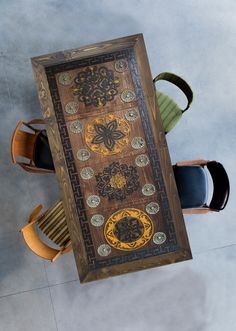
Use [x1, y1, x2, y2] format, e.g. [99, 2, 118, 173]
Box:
[173, 159, 230, 214]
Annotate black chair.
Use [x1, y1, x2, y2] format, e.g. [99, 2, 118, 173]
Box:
[173, 159, 230, 214]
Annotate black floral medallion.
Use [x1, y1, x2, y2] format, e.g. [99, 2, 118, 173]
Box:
[96, 161, 140, 201]
[91, 119, 125, 151]
[114, 216, 144, 242]
[73, 66, 119, 107]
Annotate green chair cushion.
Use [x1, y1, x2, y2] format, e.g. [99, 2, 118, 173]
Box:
[155, 90, 182, 133]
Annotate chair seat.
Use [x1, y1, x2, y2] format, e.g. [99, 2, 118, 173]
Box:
[173, 165, 208, 209]
[34, 130, 55, 171]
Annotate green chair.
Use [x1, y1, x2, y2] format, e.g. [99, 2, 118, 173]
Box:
[153, 72, 193, 133]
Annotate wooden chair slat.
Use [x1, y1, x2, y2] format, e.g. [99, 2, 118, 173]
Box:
[49, 224, 68, 244]
[55, 229, 70, 246]
[39, 202, 63, 230]
[42, 213, 65, 236]
[46, 216, 67, 239]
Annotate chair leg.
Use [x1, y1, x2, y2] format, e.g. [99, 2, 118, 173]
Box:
[51, 250, 62, 262]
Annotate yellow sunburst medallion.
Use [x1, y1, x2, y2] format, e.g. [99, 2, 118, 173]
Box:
[104, 208, 154, 251]
[85, 114, 130, 156]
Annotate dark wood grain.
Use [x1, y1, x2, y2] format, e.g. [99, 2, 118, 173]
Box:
[31, 34, 192, 283]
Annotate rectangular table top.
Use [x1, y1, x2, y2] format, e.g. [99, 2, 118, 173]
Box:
[32, 34, 192, 283]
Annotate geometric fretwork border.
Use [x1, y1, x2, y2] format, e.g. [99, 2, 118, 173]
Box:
[46, 48, 179, 270]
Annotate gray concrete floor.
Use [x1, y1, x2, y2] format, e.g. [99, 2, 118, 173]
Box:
[0, 1, 236, 330]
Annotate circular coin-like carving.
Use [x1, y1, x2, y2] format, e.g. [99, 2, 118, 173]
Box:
[146, 202, 160, 215]
[97, 244, 111, 257]
[58, 72, 73, 86]
[114, 59, 128, 73]
[87, 195, 100, 208]
[135, 154, 150, 167]
[104, 208, 154, 251]
[121, 89, 136, 103]
[90, 214, 105, 227]
[69, 120, 83, 133]
[131, 137, 145, 150]
[124, 108, 139, 122]
[80, 167, 94, 180]
[65, 101, 79, 114]
[77, 149, 90, 161]
[142, 184, 156, 196]
[153, 232, 167, 245]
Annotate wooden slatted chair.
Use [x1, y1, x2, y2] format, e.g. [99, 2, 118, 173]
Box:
[11, 119, 55, 173]
[20, 201, 72, 262]
[153, 72, 193, 134]
[173, 159, 230, 214]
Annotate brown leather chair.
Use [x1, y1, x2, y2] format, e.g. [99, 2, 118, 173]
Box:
[20, 201, 72, 262]
[11, 119, 55, 173]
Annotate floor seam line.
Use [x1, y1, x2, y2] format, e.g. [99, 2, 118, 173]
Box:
[43, 262, 59, 331]
[194, 243, 236, 255]
[0, 284, 50, 300]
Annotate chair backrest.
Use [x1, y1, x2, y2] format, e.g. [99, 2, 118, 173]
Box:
[38, 201, 70, 248]
[11, 120, 38, 163]
[11, 119, 54, 173]
[175, 159, 230, 214]
[20, 202, 71, 262]
[207, 161, 230, 211]
[153, 72, 193, 133]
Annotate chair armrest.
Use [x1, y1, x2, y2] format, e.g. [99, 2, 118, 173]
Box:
[153, 72, 193, 111]
[176, 159, 210, 167]
[19, 162, 55, 174]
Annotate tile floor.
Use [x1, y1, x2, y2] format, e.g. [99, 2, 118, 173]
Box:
[0, 1, 236, 330]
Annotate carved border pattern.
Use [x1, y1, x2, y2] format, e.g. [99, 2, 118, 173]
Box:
[46, 48, 178, 271]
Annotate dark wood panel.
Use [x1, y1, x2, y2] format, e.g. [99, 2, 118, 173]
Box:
[31, 34, 192, 283]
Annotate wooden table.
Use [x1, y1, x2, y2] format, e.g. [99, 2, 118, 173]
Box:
[32, 34, 192, 283]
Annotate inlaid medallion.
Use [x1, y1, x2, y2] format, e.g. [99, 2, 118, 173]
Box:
[131, 137, 145, 150]
[153, 232, 167, 245]
[73, 66, 120, 107]
[87, 195, 101, 208]
[104, 208, 154, 251]
[85, 114, 130, 155]
[69, 120, 83, 133]
[65, 101, 79, 114]
[142, 184, 156, 196]
[90, 214, 105, 227]
[146, 202, 160, 215]
[124, 108, 139, 122]
[135, 154, 150, 167]
[96, 161, 140, 201]
[97, 244, 111, 257]
[76, 149, 90, 161]
[121, 89, 136, 103]
[80, 167, 94, 180]
[114, 59, 128, 73]
[58, 72, 73, 86]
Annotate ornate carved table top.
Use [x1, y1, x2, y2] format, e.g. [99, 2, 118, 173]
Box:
[32, 34, 192, 283]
